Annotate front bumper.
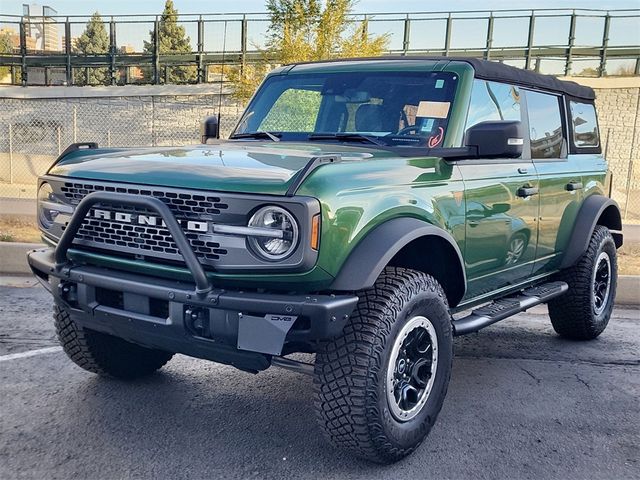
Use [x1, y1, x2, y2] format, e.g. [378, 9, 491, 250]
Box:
[28, 248, 358, 372]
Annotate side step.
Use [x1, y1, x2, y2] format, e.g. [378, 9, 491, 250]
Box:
[452, 281, 568, 336]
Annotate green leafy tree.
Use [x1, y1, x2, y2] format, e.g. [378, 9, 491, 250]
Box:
[144, 0, 197, 84]
[0, 32, 12, 81]
[74, 12, 110, 86]
[227, 0, 389, 102]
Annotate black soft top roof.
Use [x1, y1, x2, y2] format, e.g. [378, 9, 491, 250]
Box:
[288, 56, 596, 101]
[455, 57, 595, 101]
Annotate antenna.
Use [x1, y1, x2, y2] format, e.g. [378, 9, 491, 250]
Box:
[217, 20, 228, 128]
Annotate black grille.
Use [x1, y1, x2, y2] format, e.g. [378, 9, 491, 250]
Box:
[60, 182, 228, 220]
[60, 182, 230, 265]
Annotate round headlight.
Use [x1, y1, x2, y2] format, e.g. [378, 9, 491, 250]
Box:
[37, 182, 57, 229]
[248, 206, 299, 260]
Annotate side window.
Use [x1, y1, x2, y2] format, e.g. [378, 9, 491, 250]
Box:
[259, 88, 321, 132]
[570, 101, 600, 148]
[465, 80, 521, 131]
[526, 91, 565, 159]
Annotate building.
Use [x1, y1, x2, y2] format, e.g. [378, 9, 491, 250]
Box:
[0, 26, 37, 51]
[22, 4, 60, 52]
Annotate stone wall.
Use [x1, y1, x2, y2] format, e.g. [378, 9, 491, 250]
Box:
[571, 77, 640, 217]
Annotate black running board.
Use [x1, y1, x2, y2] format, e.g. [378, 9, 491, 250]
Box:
[452, 281, 568, 336]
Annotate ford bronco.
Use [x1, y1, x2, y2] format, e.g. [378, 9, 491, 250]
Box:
[28, 57, 622, 463]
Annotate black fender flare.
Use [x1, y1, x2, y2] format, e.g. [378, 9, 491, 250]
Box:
[330, 217, 466, 299]
[560, 195, 623, 269]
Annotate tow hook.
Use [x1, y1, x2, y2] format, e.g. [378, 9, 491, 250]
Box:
[185, 306, 208, 336]
[58, 282, 78, 305]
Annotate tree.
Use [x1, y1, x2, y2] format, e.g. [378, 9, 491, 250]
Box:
[74, 12, 110, 86]
[0, 32, 12, 81]
[227, 0, 389, 102]
[144, 0, 197, 84]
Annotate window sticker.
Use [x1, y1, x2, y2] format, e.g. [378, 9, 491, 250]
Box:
[417, 101, 450, 119]
[435, 79, 445, 89]
[421, 118, 435, 132]
[428, 126, 444, 148]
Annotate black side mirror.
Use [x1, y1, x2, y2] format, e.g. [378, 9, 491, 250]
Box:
[465, 120, 523, 158]
[491, 203, 511, 214]
[201, 116, 220, 143]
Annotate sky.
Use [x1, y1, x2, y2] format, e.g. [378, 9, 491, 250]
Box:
[1, 0, 640, 16]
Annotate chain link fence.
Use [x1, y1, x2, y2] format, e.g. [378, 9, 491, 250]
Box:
[0, 83, 638, 223]
[0, 87, 243, 200]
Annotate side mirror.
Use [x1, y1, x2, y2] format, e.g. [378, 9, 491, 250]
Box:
[491, 203, 510, 215]
[201, 116, 220, 143]
[465, 120, 523, 159]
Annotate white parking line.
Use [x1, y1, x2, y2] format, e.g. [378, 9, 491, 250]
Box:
[0, 346, 62, 363]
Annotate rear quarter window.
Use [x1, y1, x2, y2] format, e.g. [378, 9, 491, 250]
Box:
[569, 101, 600, 149]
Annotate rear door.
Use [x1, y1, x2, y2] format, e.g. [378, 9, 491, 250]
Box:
[458, 80, 540, 299]
[525, 90, 584, 275]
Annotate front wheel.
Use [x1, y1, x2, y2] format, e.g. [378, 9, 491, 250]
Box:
[54, 305, 174, 379]
[548, 225, 617, 340]
[313, 267, 453, 463]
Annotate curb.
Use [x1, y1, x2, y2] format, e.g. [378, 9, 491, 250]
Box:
[0, 242, 43, 275]
[1, 242, 638, 306]
[617, 275, 640, 306]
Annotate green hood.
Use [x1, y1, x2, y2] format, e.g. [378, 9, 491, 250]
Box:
[49, 141, 391, 195]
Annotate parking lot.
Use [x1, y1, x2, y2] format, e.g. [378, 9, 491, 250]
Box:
[1, 279, 639, 480]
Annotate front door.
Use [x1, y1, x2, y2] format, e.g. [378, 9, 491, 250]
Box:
[458, 80, 539, 300]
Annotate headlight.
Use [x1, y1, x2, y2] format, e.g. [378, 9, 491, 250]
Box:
[37, 182, 57, 229]
[248, 206, 299, 260]
[37, 182, 72, 230]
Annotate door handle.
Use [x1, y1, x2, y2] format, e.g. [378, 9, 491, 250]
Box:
[517, 167, 528, 174]
[566, 181, 583, 191]
[468, 220, 480, 227]
[517, 186, 539, 198]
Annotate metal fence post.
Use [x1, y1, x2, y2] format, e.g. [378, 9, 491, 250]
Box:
[444, 14, 452, 56]
[57, 126, 61, 155]
[153, 17, 160, 85]
[8, 124, 13, 184]
[402, 15, 411, 55]
[109, 18, 117, 85]
[565, 12, 577, 76]
[19, 20, 27, 86]
[241, 15, 248, 72]
[65, 18, 72, 85]
[525, 13, 536, 70]
[73, 106, 77, 143]
[197, 16, 204, 83]
[485, 14, 494, 60]
[600, 14, 611, 76]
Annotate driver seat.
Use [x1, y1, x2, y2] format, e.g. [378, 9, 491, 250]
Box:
[355, 104, 398, 133]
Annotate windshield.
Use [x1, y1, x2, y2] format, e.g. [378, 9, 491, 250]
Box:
[233, 70, 459, 148]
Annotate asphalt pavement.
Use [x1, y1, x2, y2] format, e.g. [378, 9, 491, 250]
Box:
[1, 280, 639, 480]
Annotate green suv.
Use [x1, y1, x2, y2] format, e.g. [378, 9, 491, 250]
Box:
[28, 57, 623, 463]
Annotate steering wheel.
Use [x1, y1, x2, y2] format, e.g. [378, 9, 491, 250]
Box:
[394, 125, 422, 136]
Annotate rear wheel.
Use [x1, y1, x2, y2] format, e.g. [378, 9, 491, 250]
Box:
[313, 267, 453, 463]
[548, 226, 617, 340]
[54, 305, 174, 379]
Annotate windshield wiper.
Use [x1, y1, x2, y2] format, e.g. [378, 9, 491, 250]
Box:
[308, 133, 385, 146]
[229, 131, 280, 142]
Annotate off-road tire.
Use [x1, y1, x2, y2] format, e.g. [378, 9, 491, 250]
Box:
[313, 267, 453, 463]
[54, 305, 174, 379]
[548, 225, 617, 340]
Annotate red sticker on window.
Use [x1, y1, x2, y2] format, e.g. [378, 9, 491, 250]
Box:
[428, 127, 444, 148]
